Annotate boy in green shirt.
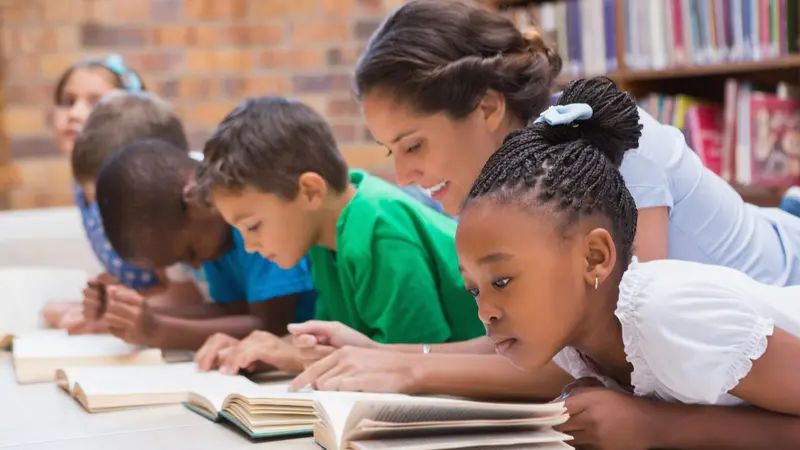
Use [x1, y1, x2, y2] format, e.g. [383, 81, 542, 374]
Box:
[193, 96, 483, 374]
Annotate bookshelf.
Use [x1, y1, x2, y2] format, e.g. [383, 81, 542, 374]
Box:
[493, 0, 800, 206]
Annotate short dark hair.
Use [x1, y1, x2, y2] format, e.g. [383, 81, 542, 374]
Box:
[354, 0, 562, 122]
[198, 96, 348, 200]
[95, 139, 194, 262]
[71, 91, 189, 183]
[54, 57, 147, 105]
[465, 77, 643, 266]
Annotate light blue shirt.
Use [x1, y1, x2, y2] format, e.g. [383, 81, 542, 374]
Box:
[203, 230, 317, 322]
[620, 108, 800, 286]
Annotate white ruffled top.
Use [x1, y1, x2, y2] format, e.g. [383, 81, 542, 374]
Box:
[552, 258, 800, 406]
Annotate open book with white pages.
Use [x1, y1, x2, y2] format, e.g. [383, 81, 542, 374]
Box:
[184, 383, 572, 448]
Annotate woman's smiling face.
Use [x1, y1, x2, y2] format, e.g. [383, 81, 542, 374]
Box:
[362, 90, 505, 216]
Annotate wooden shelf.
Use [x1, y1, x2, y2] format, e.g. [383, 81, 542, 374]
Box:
[619, 54, 800, 82]
[553, 54, 800, 86]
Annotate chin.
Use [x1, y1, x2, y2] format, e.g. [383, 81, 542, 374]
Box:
[499, 341, 554, 373]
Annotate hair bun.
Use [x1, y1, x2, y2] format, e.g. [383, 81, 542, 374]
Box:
[553, 77, 642, 167]
[520, 27, 562, 85]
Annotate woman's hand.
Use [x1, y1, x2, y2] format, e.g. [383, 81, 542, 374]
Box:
[287, 321, 379, 368]
[289, 346, 416, 394]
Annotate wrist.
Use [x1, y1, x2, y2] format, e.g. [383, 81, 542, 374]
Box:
[636, 398, 672, 449]
[404, 353, 429, 396]
[146, 314, 166, 348]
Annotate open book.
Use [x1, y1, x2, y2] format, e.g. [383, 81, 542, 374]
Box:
[55, 362, 255, 412]
[185, 381, 317, 439]
[13, 330, 164, 383]
[0, 267, 86, 348]
[312, 393, 572, 450]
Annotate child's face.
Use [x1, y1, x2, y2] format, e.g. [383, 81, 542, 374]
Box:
[53, 67, 118, 155]
[211, 186, 317, 270]
[456, 200, 594, 372]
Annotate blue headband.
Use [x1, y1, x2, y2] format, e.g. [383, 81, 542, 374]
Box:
[101, 54, 142, 93]
[534, 103, 593, 126]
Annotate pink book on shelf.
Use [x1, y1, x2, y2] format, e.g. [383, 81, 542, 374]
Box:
[721, 79, 740, 182]
[748, 92, 800, 187]
[686, 104, 724, 176]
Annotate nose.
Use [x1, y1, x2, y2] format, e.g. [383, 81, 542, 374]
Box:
[68, 99, 92, 123]
[393, 153, 423, 187]
[476, 296, 503, 328]
[242, 237, 260, 255]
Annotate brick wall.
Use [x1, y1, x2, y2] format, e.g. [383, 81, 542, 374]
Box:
[0, 0, 408, 210]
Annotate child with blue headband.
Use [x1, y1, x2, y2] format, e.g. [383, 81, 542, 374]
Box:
[44, 55, 206, 332]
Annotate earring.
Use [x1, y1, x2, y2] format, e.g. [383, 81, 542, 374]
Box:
[594, 276, 599, 290]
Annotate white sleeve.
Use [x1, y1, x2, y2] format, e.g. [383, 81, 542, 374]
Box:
[619, 263, 775, 404]
[164, 263, 194, 282]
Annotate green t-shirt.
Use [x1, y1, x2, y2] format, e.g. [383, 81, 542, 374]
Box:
[309, 170, 484, 344]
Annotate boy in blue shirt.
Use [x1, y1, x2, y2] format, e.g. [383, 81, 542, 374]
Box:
[92, 139, 316, 353]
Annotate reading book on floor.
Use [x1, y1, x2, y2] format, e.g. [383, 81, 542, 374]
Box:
[1, 267, 86, 348]
[13, 330, 164, 383]
[56, 362, 256, 412]
[312, 393, 572, 450]
[185, 381, 317, 439]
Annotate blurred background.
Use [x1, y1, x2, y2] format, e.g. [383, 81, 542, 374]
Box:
[0, 0, 798, 211]
[0, 0, 406, 210]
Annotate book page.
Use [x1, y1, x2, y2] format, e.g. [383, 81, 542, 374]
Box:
[349, 429, 573, 450]
[187, 372, 262, 412]
[0, 267, 86, 336]
[313, 391, 413, 448]
[61, 362, 200, 396]
[344, 397, 565, 438]
[13, 331, 156, 359]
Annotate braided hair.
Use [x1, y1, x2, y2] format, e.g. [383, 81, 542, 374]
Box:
[466, 77, 643, 265]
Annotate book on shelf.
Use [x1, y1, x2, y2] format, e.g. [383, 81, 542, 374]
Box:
[0, 266, 87, 349]
[185, 386, 572, 449]
[13, 329, 165, 384]
[500, 0, 800, 77]
[56, 362, 255, 412]
[637, 80, 800, 188]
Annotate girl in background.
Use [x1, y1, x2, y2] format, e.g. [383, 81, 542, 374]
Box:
[43, 55, 207, 332]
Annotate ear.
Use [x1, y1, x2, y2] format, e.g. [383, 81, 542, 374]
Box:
[582, 228, 617, 289]
[477, 89, 507, 133]
[296, 172, 327, 210]
[182, 178, 197, 203]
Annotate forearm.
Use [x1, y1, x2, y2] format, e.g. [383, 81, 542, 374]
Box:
[151, 313, 262, 351]
[146, 282, 204, 309]
[406, 354, 571, 401]
[647, 401, 800, 449]
[381, 336, 495, 354]
[152, 302, 244, 319]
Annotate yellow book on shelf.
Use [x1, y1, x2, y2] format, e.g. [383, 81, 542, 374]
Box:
[55, 362, 254, 413]
[12, 330, 164, 384]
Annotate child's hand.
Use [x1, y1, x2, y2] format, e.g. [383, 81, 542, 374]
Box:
[287, 321, 377, 367]
[104, 286, 159, 346]
[195, 333, 240, 372]
[218, 331, 303, 375]
[81, 272, 119, 320]
[554, 379, 656, 450]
